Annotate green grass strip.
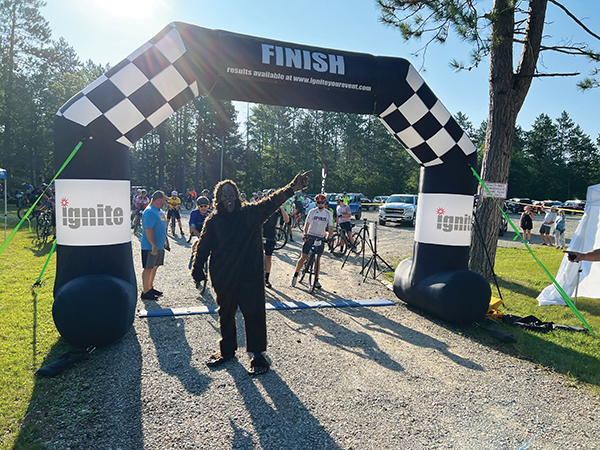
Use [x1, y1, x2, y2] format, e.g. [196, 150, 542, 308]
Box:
[0, 140, 83, 258]
[471, 167, 597, 337]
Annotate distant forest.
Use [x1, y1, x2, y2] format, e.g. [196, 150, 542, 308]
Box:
[1, 2, 598, 201]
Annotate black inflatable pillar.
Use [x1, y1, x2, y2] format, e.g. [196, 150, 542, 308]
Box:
[392, 153, 491, 325]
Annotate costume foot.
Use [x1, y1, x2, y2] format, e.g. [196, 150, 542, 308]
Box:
[206, 352, 234, 367]
[248, 354, 270, 376]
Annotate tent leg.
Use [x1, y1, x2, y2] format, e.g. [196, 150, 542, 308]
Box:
[573, 262, 583, 306]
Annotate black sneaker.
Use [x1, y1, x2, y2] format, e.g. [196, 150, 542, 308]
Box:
[149, 288, 163, 297]
[141, 291, 158, 300]
[265, 279, 272, 289]
[314, 280, 322, 289]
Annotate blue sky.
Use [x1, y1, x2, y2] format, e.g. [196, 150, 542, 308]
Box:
[43, 0, 600, 139]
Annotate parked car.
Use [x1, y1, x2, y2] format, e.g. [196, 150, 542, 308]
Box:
[562, 200, 586, 214]
[373, 195, 388, 204]
[327, 193, 363, 220]
[505, 197, 533, 213]
[378, 194, 418, 227]
[360, 195, 374, 211]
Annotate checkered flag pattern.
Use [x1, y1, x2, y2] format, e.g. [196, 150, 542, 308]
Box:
[378, 65, 476, 167]
[56, 23, 199, 148]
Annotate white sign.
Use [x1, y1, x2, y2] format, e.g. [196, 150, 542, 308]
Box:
[414, 193, 474, 247]
[55, 179, 131, 246]
[481, 182, 508, 199]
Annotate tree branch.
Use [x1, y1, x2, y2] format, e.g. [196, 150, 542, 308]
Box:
[548, 0, 600, 42]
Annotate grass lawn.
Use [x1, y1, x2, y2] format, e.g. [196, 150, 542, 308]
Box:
[1, 211, 600, 448]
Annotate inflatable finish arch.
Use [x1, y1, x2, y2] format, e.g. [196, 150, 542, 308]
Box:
[54, 22, 490, 348]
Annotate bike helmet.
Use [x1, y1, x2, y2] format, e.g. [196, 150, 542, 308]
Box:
[137, 188, 142, 194]
[315, 194, 327, 203]
[171, 190, 178, 196]
[336, 194, 344, 201]
[196, 196, 210, 206]
[141, 189, 147, 195]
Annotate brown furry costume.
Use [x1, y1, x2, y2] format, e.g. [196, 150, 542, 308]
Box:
[191, 180, 295, 357]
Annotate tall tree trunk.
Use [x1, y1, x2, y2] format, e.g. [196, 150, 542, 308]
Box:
[470, 0, 548, 278]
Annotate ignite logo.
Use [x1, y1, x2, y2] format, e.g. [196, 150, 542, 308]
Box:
[61, 200, 125, 229]
[436, 207, 472, 233]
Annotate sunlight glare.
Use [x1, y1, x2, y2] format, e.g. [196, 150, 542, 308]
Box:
[94, 0, 160, 19]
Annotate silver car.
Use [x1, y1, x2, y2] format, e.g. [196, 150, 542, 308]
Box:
[379, 194, 418, 226]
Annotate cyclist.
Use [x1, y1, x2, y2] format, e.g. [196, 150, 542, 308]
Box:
[131, 189, 150, 228]
[240, 192, 247, 204]
[291, 193, 333, 289]
[336, 194, 355, 248]
[263, 190, 289, 288]
[166, 190, 185, 237]
[189, 196, 212, 238]
[282, 196, 295, 242]
[293, 192, 305, 220]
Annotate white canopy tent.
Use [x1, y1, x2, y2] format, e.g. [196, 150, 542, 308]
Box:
[537, 183, 600, 305]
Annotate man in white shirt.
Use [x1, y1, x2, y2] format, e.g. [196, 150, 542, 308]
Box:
[291, 193, 333, 289]
[539, 206, 557, 246]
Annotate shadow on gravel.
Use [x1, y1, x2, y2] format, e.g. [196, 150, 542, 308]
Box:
[340, 306, 484, 371]
[15, 331, 144, 449]
[146, 306, 211, 395]
[226, 364, 342, 450]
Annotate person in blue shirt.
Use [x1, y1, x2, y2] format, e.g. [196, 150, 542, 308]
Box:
[140, 191, 169, 300]
[189, 196, 212, 238]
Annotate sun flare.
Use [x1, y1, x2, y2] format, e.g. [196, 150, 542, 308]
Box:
[94, 0, 160, 19]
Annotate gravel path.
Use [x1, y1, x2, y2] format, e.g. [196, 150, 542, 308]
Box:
[31, 210, 600, 449]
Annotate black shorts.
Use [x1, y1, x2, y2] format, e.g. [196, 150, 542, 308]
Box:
[264, 238, 275, 256]
[302, 236, 325, 255]
[539, 224, 551, 235]
[339, 222, 352, 233]
[167, 209, 180, 220]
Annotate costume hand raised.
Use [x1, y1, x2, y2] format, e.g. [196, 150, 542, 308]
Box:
[291, 170, 311, 192]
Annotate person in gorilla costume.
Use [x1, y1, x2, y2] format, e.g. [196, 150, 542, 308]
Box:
[191, 171, 310, 375]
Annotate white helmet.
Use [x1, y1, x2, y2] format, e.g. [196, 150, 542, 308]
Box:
[171, 191, 178, 196]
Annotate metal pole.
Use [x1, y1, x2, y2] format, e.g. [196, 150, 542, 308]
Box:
[573, 261, 582, 306]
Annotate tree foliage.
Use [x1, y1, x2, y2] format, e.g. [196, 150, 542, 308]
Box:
[377, 0, 600, 278]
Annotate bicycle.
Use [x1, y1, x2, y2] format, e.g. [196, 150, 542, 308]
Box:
[184, 194, 194, 210]
[274, 226, 288, 250]
[131, 208, 143, 233]
[291, 211, 305, 230]
[36, 210, 53, 244]
[169, 214, 177, 236]
[329, 223, 364, 257]
[299, 235, 328, 294]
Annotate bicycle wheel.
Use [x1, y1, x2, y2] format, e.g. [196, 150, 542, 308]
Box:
[295, 214, 305, 230]
[132, 212, 141, 233]
[170, 216, 176, 236]
[36, 213, 51, 244]
[18, 205, 34, 220]
[329, 231, 347, 257]
[199, 260, 209, 295]
[351, 232, 365, 254]
[299, 253, 314, 283]
[308, 253, 320, 294]
[185, 199, 193, 210]
[274, 226, 288, 250]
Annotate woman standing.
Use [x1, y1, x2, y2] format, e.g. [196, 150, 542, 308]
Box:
[520, 205, 534, 244]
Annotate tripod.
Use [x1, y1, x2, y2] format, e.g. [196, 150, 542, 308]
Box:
[359, 221, 394, 282]
[341, 218, 370, 269]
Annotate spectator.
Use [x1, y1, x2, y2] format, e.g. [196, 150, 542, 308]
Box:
[263, 198, 289, 288]
[140, 191, 169, 300]
[520, 205, 534, 244]
[554, 210, 566, 249]
[539, 206, 557, 246]
[191, 172, 310, 375]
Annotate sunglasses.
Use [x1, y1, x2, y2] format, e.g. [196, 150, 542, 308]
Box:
[199, 205, 209, 208]
[317, 200, 326, 204]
